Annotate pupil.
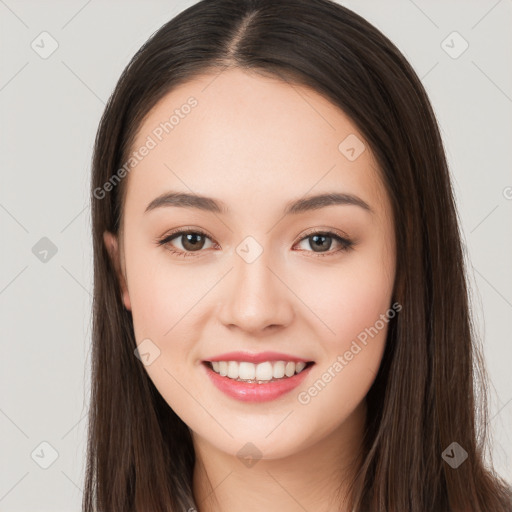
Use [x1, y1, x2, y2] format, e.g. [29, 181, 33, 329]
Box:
[184, 233, 204, 250]
[311, 234, 330, 252]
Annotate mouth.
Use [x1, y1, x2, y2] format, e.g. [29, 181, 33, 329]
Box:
[201, 358, 315, 402]
[202, 360, 315, 384]
[200, 351, 315, 402]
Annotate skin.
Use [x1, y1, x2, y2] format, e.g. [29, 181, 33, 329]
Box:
[104, 68, 396, 512]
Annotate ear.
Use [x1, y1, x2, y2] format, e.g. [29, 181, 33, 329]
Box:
[103, 231, 132, 311]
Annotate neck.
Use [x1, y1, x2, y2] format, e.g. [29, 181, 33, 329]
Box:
[192, 400, 367, 512]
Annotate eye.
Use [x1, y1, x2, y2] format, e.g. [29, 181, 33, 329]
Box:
[157, 228, 215, 258]
[156, 228, 354, 258]
[294, 230, 354, 257]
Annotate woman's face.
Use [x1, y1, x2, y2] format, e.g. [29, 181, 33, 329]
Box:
[105, 68, 396, 460]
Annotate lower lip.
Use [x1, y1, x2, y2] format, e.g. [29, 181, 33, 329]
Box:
[202, 362, 314, 402]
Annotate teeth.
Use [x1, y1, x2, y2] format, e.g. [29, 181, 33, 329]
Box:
[239, 361, 256, 380]
[218, 361, 228, 376]
[208, 360, 310, 382]
[273, 361, 285, 378]
[295, 361, 306, 373]
[255, 362, 273, 381]
[285, 361, 295, 377]
[227, 361, 238, 379]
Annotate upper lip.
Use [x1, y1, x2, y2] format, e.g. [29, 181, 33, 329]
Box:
[204, 351, 313, 364]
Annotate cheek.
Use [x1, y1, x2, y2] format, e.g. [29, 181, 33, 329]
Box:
[124, 239, 200, 342]
[335, 269, 393, 344]
[127, 267, 170, 342]
[294, 278, 392, 439]
[296, 247, 394, 346]
[292, 242, 394, 409]
[124, 253, 204, 422]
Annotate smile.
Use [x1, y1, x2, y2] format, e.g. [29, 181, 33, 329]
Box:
[202, 359, 315, 402]
[207, 360, 312, 382]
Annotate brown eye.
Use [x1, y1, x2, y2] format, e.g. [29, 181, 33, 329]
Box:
[157, 229, 215, 257]
[307, 233, 334, 252]
[295, 231, 354, 256]
[178, 232, 208, 251]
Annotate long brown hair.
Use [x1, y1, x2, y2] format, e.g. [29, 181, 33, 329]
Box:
[84, 0, 512, 510]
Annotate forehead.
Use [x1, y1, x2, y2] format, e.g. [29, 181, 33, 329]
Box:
[125, 68, 387, 217]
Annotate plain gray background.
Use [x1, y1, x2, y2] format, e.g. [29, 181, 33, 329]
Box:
[1, 0, 511, 510]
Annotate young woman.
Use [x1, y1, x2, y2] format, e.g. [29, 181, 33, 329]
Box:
[84, 0, 512, 510]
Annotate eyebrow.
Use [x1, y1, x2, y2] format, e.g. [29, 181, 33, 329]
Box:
[144, 191, 372, 216]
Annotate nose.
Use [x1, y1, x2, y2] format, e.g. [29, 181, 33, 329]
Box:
[217, 249, 295, 335]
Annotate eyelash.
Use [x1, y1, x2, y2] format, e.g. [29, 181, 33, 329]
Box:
[156, 227, 354, 259]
